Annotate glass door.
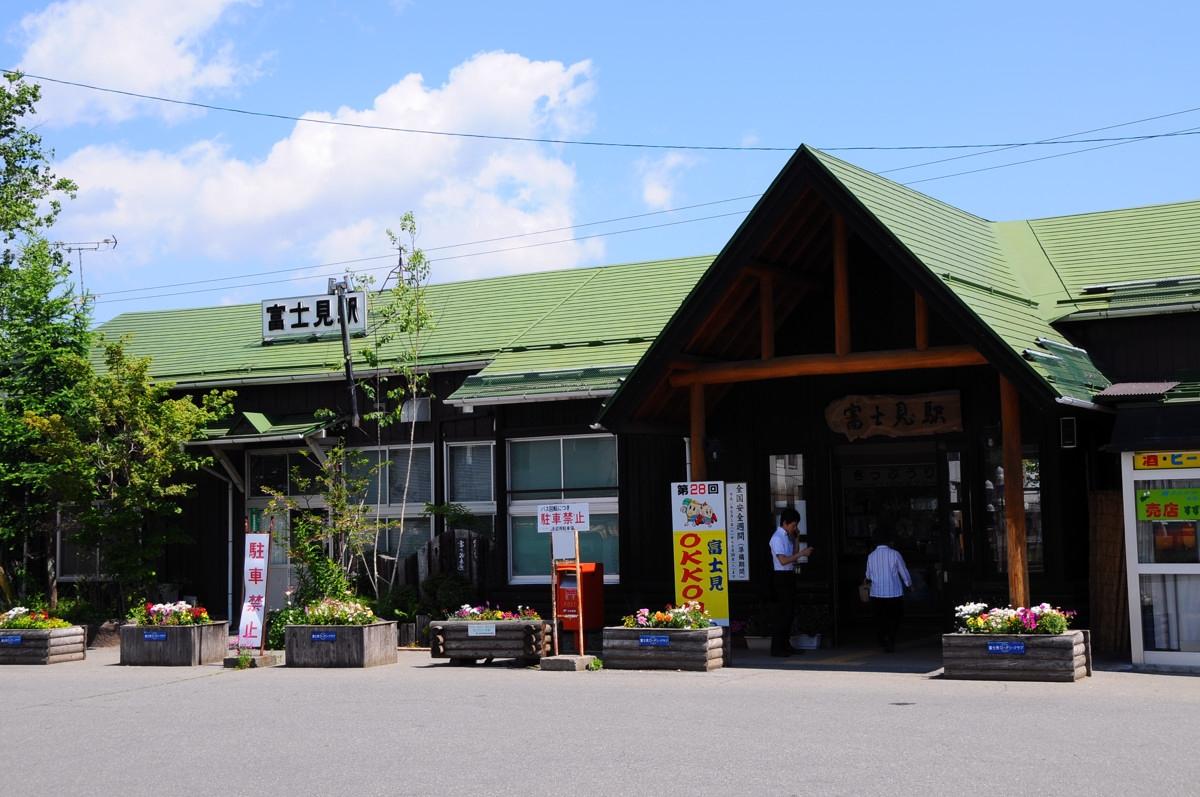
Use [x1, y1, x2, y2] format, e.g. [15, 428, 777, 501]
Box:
[1123, 454, 1200, 668]
[248, 505, 293, 613]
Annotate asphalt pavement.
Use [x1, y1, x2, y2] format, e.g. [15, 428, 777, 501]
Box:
[2, 639, 1197, 797]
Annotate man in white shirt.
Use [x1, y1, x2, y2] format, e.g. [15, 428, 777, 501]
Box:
[769, 507, 815, 657]
[865, 529, 911, 653]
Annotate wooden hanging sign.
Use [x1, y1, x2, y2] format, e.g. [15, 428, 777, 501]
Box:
[825, 391, 961, 441]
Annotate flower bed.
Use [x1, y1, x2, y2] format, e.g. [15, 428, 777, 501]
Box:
[430, 605, 550, 664]
[603, 603, 730, 671]
[284, 598, 397, 668]
[942, 603, 1091, 682]
[120, 601, 228, 666]
[0, 608, 86, 665]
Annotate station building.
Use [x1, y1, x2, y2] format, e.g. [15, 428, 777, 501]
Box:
[89, 146, 1200, 666]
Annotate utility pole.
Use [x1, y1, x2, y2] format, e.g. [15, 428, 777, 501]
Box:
[53, 236, 117, 297]
[329, 276, 360, 428]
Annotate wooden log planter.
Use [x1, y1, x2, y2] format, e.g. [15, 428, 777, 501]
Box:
[0, 626, 87, 665]
[429, 620, 552, 664]
[285, 621, 398, 668]
[602, 626, 731, 672]
[942, 630, 1093, 682]
[120, 622, 230, 666]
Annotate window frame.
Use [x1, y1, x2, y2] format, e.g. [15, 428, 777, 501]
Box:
[506, 433, 619, 585]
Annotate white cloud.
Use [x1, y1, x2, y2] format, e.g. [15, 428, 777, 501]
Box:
[17, 0, 255, 125]
[637, 152, 697, 210]
[54, 51, 602, 297]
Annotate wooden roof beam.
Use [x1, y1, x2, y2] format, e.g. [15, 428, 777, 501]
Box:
[668, 345, 987, 388]
[833, 214, 850, 355]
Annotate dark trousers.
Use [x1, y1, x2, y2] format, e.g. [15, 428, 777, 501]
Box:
[871, 596, 904, 651]
[771, 571, 796, 653]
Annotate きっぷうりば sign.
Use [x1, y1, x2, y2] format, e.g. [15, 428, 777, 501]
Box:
[669, 482, 729, 626]
[237, 533, 271, 649]
[1136, 488, 1200, 522]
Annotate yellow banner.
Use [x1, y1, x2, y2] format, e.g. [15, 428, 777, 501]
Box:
[1134, 452, 1200, 470]
[672, 529, 729, 625]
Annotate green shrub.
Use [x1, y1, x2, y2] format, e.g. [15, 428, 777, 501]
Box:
[265, 606, 306, 650]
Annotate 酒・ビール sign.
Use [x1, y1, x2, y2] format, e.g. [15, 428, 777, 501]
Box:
[261, 291, 366, 343]
[1134, 451, 1200, 470]
[825, 391, 961, 441]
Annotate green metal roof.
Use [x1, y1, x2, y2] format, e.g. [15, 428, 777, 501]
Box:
[810, 148, 1112, 401]
[197, 411, 331, 444]
[96, 256, 713, 403]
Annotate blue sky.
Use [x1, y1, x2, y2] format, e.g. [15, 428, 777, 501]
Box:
[3, 1, 1198, 323]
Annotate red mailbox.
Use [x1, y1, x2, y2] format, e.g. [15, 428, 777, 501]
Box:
[555, 561, 604, 631]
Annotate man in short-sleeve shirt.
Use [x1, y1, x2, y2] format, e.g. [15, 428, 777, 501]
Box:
[769, 507, 814, 657]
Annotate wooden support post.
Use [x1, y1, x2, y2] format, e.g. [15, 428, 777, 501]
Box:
[1000, 375, 1029, 608]
[759, 272, 775, 360]
[689, 383, 706, 481]
[833, 215, 850, 355]
[914, 291, 929, 351]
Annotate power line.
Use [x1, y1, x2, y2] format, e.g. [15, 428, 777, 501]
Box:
[89, 111, 1199, 304]
[907, 123, 1200, 185]
[91, 209, 751, 305]
[9, 68, 1200, 153]
[92, 194, 762, 298]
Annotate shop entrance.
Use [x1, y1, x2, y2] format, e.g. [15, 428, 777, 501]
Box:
[835, 441, 963, 628]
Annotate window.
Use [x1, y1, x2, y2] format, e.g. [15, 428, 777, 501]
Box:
[981, 438, 1044, 574]
[344, 445, 435, 558]
[247, 450, 321, 498]
[446, 442, 496, 538]
[507, 435, 619, 583]
[346, 446, 433, 508]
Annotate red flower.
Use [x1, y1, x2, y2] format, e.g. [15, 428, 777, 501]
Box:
[145, 603, 154, 612]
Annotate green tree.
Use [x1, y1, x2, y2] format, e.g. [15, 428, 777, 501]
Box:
[262, 442, 366, 606]
[0, 73, 86, 607]
[26, 342, 235, 609]
[355, 211, 433, 600]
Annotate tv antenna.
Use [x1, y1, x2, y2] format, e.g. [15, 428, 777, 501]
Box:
[52, 235, 118, 297]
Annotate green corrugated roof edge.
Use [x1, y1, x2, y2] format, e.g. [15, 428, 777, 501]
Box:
[200, 411, 329, 441]
[808, 147, 1114, 402]
[93, 256, 715, 396]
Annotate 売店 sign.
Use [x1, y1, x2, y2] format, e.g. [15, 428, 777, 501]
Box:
[669, 482, 729, 626]
[1134, 451, 1200, 470]
[261, 291, 367, 343]
[825, 391, 961, 441]
[1135, 488, 1200, 521]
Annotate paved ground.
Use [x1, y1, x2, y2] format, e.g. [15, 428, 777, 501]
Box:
[2, 637, 1198, 797]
